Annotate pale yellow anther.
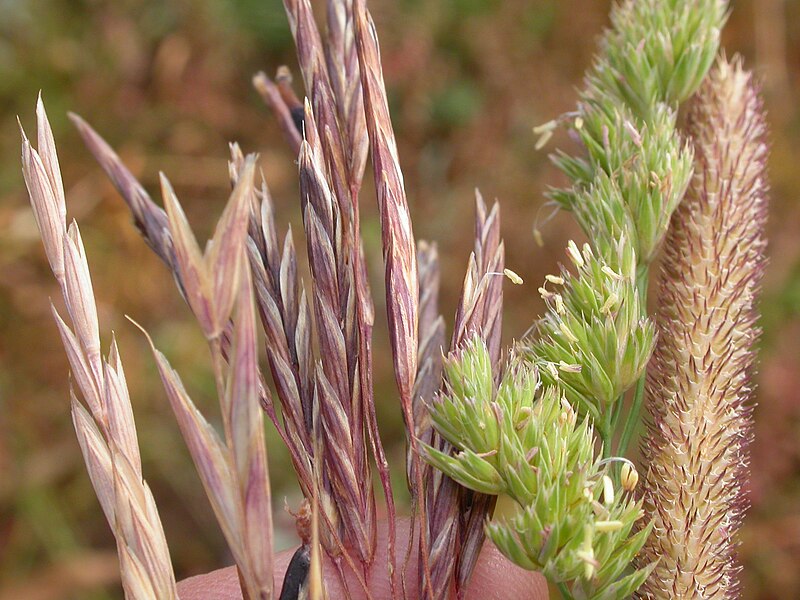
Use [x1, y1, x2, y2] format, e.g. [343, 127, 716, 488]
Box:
[595, 520, 624, 532]
[558, 360, 581, 373]
[503, 268, 524, 285]
[621, 463, 639, 492]
[559, 322, 579, 343]
[579, 525, 596, 579]
[567, 240, 585, 267]
[602, 475, 615, 506]
[554, 294, 565, 314]
[602, 265, 623, 280]
[601, 293, 619, 314]
[546, 362, 559, 380]
[533, 120, 558, 151]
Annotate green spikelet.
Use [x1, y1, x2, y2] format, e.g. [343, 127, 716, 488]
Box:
[423, 338, 654, 598]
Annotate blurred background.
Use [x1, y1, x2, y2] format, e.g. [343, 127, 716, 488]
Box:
[1, 0, 798, 598]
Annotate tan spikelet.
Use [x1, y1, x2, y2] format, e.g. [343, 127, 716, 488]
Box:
[639, 57, 768, 599]
[22, 97, 178, 599]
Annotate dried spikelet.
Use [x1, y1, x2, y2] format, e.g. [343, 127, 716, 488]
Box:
[282, 0, 352, 221]
[68, 113, 175, 271]
[225, 265, 275, 599]
[421, 191, 505, 599]
[302, 98, 377, 565]
[141, 268, 275, 600]
[639, 57, 768, 599]
[21, 97, 178, 599]
[411, 242, 452, 598]
[242, 92, 380, 593]
[160, 158, 253, 340]
[129, 160, 276, 599]
[252, 71, 304, 154]
[245, 168, 317, 488]
[353, 0, 418, 437]
[412, 241, 446, 450]
[266, 1, 393, 579]
[351, 0, 425, 592]
[325, 0, 369, 194]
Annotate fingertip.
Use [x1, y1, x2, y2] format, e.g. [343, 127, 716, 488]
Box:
[177, 566, 241, 600]
[175, 521, 550, 600]
[467, 544, 550, 600]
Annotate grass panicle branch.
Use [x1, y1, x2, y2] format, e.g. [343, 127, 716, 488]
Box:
[141, 161, 275, 600]
[423, 338, 654, 599]
[529, 0, 727, 455]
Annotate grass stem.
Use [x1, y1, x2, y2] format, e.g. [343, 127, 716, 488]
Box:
[557, 582, 574, 600]
[616, 268, 649, 457]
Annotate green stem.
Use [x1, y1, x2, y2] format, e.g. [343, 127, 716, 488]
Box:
[609, 393, 624, 433]
[556, 582, 574, 600]
[601, 405, 614, 459]
[635, 266, 649, 305]
[615, 267, 650, 456]
[617, 373, 646, 457]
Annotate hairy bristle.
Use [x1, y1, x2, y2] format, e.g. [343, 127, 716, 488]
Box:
[639, 57, 768, 599]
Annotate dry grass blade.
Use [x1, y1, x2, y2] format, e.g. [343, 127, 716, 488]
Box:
[21, 96, 178, 599]
[639, 57, 768, 599]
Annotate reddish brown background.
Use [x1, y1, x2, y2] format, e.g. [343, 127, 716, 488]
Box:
[1, 1, 798, 598]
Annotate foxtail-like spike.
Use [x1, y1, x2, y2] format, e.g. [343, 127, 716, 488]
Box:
[639, 57, 768, 599]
